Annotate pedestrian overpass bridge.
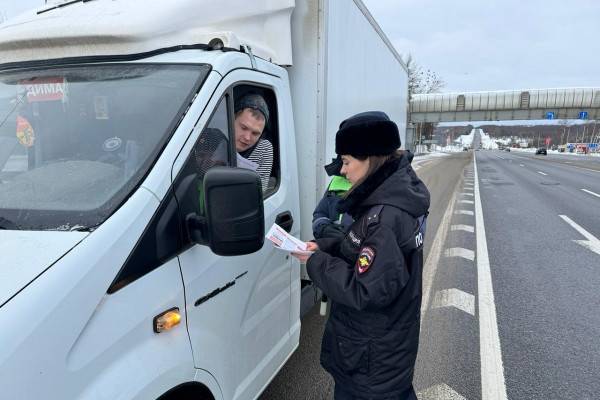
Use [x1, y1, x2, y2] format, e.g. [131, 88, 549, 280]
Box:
[410, 87, 600, 123]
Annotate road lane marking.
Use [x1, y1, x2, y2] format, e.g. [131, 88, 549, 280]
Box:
[455, 210, 474, 216]
[421, 179, 461, 325]
[537, 171, 548, 176]
[565, 161, 572, 164]
[474, 154, 508, 400]
[418, 383, 468, 400]
[519, 164, 524, 167]
[459, 199, 475, 205]
[432, 289, 475, 316]
[559, 215, 600, 256]
[451, 224, 475, 233]
[572, 166, 600, 173]
[461, 192, 474, 197]
[444, 247, 475, 261]
[581, 189, 600, 198]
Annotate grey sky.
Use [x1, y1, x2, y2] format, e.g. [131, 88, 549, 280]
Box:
[2, 0, 599, 93]
[362, 0, 600, 92]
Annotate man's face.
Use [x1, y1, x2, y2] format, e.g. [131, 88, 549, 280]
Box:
[234, 109, 266, 152]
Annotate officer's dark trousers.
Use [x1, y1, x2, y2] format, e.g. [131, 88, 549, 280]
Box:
[333, 384, 417, 400]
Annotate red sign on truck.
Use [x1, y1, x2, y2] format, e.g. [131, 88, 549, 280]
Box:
[20, 77, 67, 103]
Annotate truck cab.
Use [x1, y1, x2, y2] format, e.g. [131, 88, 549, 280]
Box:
[0, 1, 408, 398]
[0, 6, 301, 400]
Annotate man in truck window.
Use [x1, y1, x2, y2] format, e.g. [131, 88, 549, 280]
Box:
[234, 93, 273, 192]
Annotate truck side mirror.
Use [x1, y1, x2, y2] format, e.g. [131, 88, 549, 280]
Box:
[187, 167, 264, 256]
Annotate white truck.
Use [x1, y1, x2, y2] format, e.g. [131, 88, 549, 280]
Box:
[0, 1, 408, 399]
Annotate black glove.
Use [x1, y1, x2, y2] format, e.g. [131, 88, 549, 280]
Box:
[319, 223, 347, 241]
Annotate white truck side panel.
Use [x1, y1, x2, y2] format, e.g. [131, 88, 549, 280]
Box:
[288, 0, 408, 241]
[288, 0, 322, 242]
[323, 0, 408, 177]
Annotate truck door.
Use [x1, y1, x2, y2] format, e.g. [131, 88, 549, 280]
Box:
[173, 69, 296, 400]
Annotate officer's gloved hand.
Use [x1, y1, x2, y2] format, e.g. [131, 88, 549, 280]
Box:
[320, 223, 347, 241]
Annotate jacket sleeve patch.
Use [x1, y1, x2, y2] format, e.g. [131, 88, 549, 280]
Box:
[356, 246, 376, 274]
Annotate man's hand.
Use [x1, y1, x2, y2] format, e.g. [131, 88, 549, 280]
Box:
[291, 242, 319, 264]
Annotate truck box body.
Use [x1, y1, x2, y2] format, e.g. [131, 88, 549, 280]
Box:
[288, 0, 408, 241]
[0, 1, 408, 399]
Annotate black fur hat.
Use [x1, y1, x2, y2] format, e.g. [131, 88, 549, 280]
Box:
[335, 111, 400, 157]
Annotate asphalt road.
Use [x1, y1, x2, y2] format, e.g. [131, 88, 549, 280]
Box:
[259, 152, 472, 400]
[260, 146, 600, 400]
[476, 149, 600, 399]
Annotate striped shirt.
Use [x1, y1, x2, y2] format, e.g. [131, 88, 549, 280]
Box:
[245, 138, 273, 192]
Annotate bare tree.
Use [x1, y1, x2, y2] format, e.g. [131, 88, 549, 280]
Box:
[404, 53, 446, 97]
[405, 54, 446, 147]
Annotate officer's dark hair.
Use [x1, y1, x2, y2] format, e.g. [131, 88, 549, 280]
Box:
[345, 150, 403, 196]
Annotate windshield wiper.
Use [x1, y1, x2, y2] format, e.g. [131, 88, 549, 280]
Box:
[38, 0, 96, 15]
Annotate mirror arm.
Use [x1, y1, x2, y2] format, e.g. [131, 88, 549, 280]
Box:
[186, 213, 208, 245]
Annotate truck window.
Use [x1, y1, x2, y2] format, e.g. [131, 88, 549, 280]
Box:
[174, 95, 233, 223]
[0, 64, 210, 231]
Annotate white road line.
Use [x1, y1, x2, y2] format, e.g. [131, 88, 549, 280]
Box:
[461, 192, 474, 197]
[455, 210, 474, 216]
[572, 166, 600, 173]
[432, 289, 475, 316]
[537, 171, 548, 176]
[559, 215, 600, 256]
[459, 199, 475, 205]
[418, 383, 468, 400]
[564, 161, 572, 164]
[451, 224, 475, 233]
[474, 154, 508, 400]
[444, 247, 475, 261]
[519, 164, 524, 167]
[581, 188, 600, 198]
[421, 180, 461, 324]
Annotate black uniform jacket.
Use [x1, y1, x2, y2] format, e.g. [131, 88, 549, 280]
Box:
[307, 153, 430, 399]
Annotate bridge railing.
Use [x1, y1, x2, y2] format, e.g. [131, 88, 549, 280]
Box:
[411, 88, 600, 113]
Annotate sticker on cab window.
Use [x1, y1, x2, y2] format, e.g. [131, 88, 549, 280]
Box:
[94, 96, 109, 120]
[19, 77, 68, 103]
[103, 137, 122, 152]
[16, 115, 35, 147]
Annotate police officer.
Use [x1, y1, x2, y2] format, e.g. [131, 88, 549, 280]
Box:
[293, 111, 430, 399]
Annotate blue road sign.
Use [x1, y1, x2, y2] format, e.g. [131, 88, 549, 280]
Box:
[579, 111, 588, 120]
[546, 112, 555, 120]
[589, 143, 598, 149]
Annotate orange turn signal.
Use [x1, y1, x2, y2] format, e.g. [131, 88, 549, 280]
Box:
[153, 308, 181, 333]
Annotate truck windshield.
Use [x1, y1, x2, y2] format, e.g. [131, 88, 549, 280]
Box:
[0, 64, 210, 231]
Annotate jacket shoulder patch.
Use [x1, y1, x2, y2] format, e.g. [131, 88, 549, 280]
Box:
[356, 246, 376, 274]
[366, 205, 384, 227]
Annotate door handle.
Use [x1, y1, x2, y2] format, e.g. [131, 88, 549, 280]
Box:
[275, 211, 294, 233]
